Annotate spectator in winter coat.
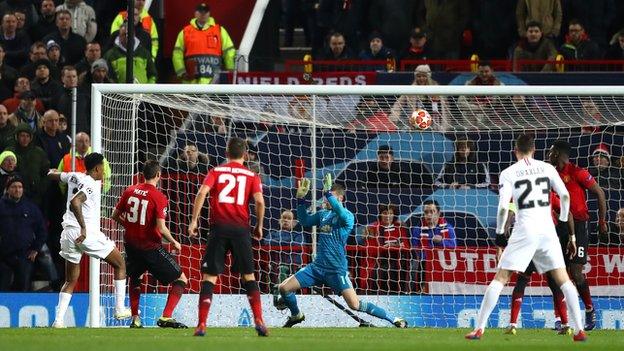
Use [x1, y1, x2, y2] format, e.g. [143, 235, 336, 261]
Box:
[358, 32, 395, 72]
[513, 21, 558, 72]
[6, 123, 49, 208]
[8, 90, 42, 131]
[389, 64, 450, 132]
[42, 9, 87, 66]
[559, 20, 602, 71]
[562, 0, 615, 51]
[56, 0, 97, 43]
[516, 0, 562, 39]
[435, 138, 490, 189]
[0, 176, 47, 291]
[30, 0, 57, 42]
[400, 31, 430, 62]
[0, 13, 30, 69]
[0, 150, 18, 189]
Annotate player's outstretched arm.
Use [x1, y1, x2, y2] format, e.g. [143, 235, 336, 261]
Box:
[189, 184, 210, 236]
[47, 169, 62, 182]
[253, 192, 265, 240]
[70, 191, 88, 243]
[322, 174, 352, 224]
[296, 178, 320, 227]
[156, 218, 181, 251]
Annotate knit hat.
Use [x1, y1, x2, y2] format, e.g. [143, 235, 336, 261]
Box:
[0, 150, 16, 166]
[592, 143, 611, 158]
[369, 31, 383, 42]
[46, 40, 60, 51]
[5, 175, 23, 189]
[414, 64, 432, 78]
[91, 58, 109, 73]
[15, 123, 33, 136]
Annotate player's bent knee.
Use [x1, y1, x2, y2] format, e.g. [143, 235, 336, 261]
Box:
[178, 272, 188, 284]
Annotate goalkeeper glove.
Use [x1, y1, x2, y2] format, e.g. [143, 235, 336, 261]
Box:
[322, 173, 333, 192]
[494, 233, 508, 248]
[296, 178, 311, 199]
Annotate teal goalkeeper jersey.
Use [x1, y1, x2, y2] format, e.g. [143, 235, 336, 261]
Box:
[297, 193, 355, 272]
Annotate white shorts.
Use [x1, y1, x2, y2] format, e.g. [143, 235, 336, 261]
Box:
[498, 227, 565, 274]
[59, 227, 116, 264]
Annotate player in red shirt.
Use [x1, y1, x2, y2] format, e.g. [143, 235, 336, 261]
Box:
[549, 140, 608, 330]
[188, 137, 268, 337]
[112, 160, 188, 329]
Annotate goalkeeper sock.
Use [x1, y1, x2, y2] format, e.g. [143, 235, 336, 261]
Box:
[114, 279, 126, 310]
[54, 292, 72, 323]
[162, 280, 185, 318]
[243, 280, 264, 324]
[476, 280, 504, 331]
[198, 281, 214, 326]
[281, 292, 300, 316]
[560, 280, 583, 332]
[510, 275, 528, 325]
[358, 301, 394, 323]
[129, 278, 141, 316]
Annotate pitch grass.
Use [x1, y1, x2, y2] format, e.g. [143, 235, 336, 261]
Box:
[0, 328, 622, 351]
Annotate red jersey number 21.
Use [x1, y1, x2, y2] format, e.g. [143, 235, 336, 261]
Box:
[218, 173, 247, 205]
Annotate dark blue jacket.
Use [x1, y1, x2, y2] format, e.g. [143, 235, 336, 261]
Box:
[0, 195, 47, 257]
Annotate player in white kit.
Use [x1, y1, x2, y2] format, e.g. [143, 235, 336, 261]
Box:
[49, 153, 130, 327]
[465, 134, 587, 342]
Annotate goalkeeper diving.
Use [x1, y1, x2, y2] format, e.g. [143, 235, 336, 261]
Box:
[277, 174, 407, 328]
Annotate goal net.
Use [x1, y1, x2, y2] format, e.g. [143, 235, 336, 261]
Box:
[92, 84, 624, 329]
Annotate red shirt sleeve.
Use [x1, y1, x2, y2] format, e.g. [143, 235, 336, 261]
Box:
[203, 169, 216, 187]
[550, 192, 561, 212]
[250, 174, 262, 194]
[155, 192, 168, 220]
[115, 188, 130, 212]
[575, 167, 597, 190]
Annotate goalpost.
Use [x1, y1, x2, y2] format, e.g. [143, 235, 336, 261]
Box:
[89, 83, 624, 328]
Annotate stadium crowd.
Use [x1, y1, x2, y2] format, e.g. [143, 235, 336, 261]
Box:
[1, 0, 624, 294]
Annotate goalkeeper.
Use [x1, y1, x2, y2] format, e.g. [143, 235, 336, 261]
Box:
[277, 174, 407, 328]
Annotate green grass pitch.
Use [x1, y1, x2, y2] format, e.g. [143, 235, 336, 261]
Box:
[1, 328, 622, 351]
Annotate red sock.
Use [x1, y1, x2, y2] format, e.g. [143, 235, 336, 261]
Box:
[510, 290, 524, 324]
[198, 281, 214, 326]
[576, 281, 594, 310]
[129, 279, 141, 316]
[244, 280, 264, 325]
[162, 281, 185, 318]
[553, 290, 568, 324]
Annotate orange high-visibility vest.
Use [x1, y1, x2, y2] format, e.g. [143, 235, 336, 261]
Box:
[182, 24, 222, 78]
[120, 11, 153, 33]
[62, 154, 85, 173]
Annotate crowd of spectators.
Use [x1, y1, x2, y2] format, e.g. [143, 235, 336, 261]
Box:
[284, 0, 624, 72]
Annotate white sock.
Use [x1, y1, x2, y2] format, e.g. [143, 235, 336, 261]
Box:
[560, 280, 584, 332]
[476, 280, 504, 331]
[55, 292, 72, 323]
[114, 279, 127, 310]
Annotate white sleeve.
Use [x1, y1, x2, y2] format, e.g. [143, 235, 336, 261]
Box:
[496, 171, 513, 234]
[59, 172, 71, 184]
[549, 165, 570, 222]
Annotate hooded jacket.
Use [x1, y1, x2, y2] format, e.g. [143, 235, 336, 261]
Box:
[6, 123, 50, 207]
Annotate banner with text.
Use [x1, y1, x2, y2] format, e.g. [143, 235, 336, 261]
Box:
[425, 247, 624, 295]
